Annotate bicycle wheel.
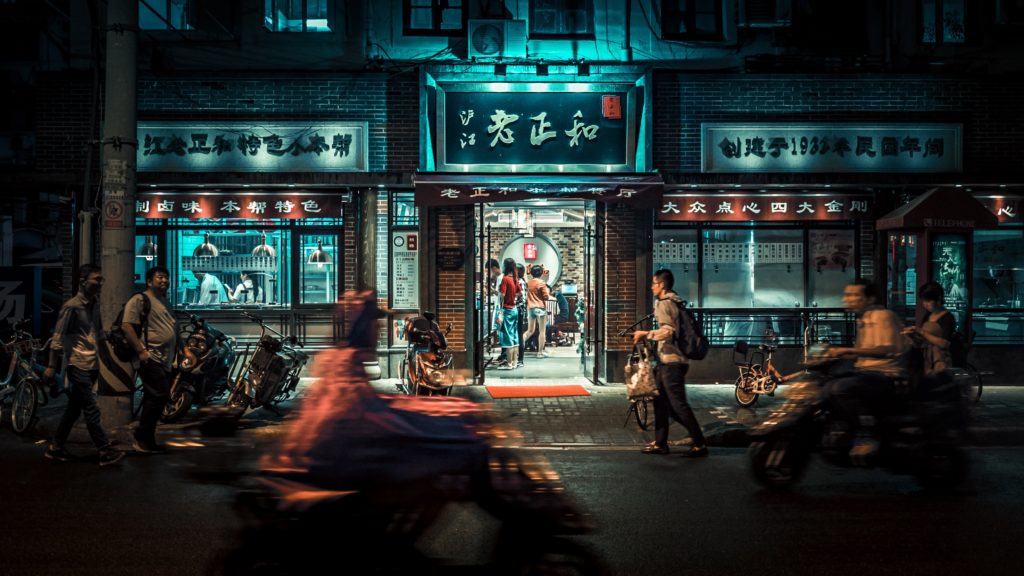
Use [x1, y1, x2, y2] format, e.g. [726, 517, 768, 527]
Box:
[734, 376, 758, 407]
[11, 380, 38, 434]
[633, 398, 650, 430]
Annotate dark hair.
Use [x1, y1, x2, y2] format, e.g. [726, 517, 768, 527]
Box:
[146, 266, 170, 283]
[241, 270, 256, 277]
[849, 278, 880, 302]
[918, 281, 945, 303]
[653, 269, 675, 291]
[516, 263, 525, 279]
[531, 264, 543, 278]
[487, 258, 500, 270]
[76, 264, 101, 288]
[502, 258, 518, 279]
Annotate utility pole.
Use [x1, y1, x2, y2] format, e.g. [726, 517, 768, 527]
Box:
[97, 0, 138, 427]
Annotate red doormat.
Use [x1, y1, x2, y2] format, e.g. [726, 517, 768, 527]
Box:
[485, 385, 591, 399]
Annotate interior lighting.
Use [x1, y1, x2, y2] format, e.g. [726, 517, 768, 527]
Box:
[193, 233, 219, 257]
[137, 236, 158, 261]
[251, 232, 276, 257]
[307, 239, 332, 268]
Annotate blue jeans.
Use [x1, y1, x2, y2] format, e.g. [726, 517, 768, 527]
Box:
[54, 366, 110, 450]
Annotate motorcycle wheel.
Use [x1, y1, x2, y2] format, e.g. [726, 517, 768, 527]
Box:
[11, 380, 38, 434]
[914, 443, 969, 492]
[749, 435, 810, 490]
[734, 376, 758, 407]
[161, 390, 193, 423]
[226, 381, 250, 410]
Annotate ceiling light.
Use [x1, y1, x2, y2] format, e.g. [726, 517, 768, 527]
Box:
[193, 233, 219, 257]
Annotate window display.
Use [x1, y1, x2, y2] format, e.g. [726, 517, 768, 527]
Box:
[702, 229, 804, 308]
[887, 233, 918, 324]
[175, 229, 289, 308]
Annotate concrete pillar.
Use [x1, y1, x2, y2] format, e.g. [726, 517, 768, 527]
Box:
[357, 188, 378, 291]
[97, 0, 138, 427]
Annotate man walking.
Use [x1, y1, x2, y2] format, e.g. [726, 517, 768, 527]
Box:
[122, 266, 178, 454]
[632, 269, 708, 457]
[43, 264, 124, 466]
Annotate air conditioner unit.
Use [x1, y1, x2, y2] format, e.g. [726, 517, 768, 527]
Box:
[467, 19, 527, 60]
[739, 0, 792, 28]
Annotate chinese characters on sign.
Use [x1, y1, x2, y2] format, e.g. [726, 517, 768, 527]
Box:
[135, 194, 341, 219]
[657, 194, 873, 222]
[978, 197, 1020, 223]
[412, 174, 664, 208]
[701, 124, 961, 173]
[137, 122, 367, 172]
[442, 89, 631, 169]
[391, 232, 420, 310]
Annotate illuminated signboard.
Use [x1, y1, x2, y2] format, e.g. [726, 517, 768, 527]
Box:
[137, 122, 368, 172]
[702, 123, 961, 173]
[136, 192, 343, 219]
[657, 193, 874, 222]
[524, 243, 537, 260]
[436, 82, 637, 172]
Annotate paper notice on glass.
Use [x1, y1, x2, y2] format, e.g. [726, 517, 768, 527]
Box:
[391, 232, 420, 310]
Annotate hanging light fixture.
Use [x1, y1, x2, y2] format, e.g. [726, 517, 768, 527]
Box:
[193, 233, 219, 257]
[251, 232, 276, 257]
[137, 236, 158, 261]
[307, 238, 332, 268]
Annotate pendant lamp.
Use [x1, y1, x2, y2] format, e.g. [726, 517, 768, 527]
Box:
[251, 232, 276, 257]
[307, 239, 332, 267]
[193, 233, 219, 257]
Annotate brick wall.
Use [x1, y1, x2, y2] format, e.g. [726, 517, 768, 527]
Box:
[604, 205, 641, 353]
[486, 226, 586, 289]
[653, 73, 1024, 180]
[436, 207, 468, 351]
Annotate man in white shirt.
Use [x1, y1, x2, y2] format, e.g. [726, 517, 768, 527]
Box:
[193, 271, 229, 305]
[231, 271, 261, 303]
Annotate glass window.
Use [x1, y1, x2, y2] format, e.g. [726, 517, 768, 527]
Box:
[530, 0, 595, 38]
[300, 235, 338, 304]
[887, 232, 919, 324]
[173, 228, 289, 309]
[809, 229, 856, 308]
[702, 229, 803, 308]
[133, 234, 161, 293]
[921, 0, 965, 44]
[932, 233, 968, 326]
[404, 0, 465, 35]
[662, 0, 724, 41]
[652, 229, 698, 303]
[973, 229, 1024, 309]
[140, 0, 193, 30]
[264, 0, 332, 32]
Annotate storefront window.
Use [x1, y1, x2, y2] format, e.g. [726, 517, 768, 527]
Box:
[973, 228, 1024, 344]
[173, 228, 290, 309]
[300, 235, 338, 304]
[808, 229, 855, 308]
[133, 234, 160, 292]
[887, 232, 918, 324]
[931, 233, 968, 326]
[702, 228, 804, 308]
[652, 229, 698, 301]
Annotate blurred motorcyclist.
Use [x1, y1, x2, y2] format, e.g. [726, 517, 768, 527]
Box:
[823, 278, 908, 463]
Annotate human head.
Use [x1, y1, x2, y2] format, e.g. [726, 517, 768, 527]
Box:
[502, 258, 517, 279]
[487, 258, 500, 277]
[918, 281, 945, 313]
[193, 270, 206, 282]
[241, 270, 255, 282]
[843, 278, 879, 314]
[531, 264, 543, 279]
[652, 268, 674, 298]
[146, 266, 171, 295]
[76, 263, 103, 298]
[516, 263, 525, 281]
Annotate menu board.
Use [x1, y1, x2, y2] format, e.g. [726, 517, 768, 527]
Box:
[391, 232, 420, 310]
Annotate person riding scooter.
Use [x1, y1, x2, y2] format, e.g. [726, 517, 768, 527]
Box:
[822, 278, 908, 463]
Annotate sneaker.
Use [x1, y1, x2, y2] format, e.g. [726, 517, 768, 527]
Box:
[679, 445, 709, 458]
[98, 449, 125, 467]
[496, 363, 515, 371]
[44, 445, 76, 462]
[538, 352, 549, 358]
[132, 438, 168, 454]
[516, 361, 524, 368]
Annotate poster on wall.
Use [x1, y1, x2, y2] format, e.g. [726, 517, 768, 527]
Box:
[809, 230, 855, 273]
[391, 232, 420, 310]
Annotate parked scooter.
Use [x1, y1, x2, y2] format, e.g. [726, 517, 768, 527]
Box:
[400, 311, 454, 396]
[162, 314, 236, 422]
[225, 312, 308, 412]
[748, 345, 969, 491]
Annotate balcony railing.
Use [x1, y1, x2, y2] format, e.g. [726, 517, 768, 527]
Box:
[693, 308, 855, 347]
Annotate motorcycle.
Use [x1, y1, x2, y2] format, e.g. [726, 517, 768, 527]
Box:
[400, 311, 455, 396]
[225, 312, 309, 412]
[748, 345, 969, 491]
[162, 314, 236, 422]
[205, 398, 606, 576]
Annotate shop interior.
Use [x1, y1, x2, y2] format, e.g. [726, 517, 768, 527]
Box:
[478, 200, 596, 383]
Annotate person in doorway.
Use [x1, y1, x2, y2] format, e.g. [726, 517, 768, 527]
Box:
[42, 264, 124, 466]
[516, 263, 528, 368]
[486, 258, 507, 364]
[496, 258, 521, 370]
[231, 271, 262, 304]
[522, 264, 552, 358]
[632, 269, 708, 457]
[903, 281, 955, 381]
[122, 266, 179, 454]
[824, 278, 907, 463]
[193, 270, 229, 306]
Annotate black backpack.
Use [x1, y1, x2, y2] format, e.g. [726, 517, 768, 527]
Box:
[108, 293, 151, 362]
[675, 300, 709, 361]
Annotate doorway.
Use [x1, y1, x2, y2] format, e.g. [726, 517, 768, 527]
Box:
[473, 200, 601, 384]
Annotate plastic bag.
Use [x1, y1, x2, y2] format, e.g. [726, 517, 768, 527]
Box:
[624, 345, 658, 399]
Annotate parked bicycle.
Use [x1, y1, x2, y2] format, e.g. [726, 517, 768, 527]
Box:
[619, 315, 655, 430]
[733, 340, 791, 407]
[1, 319, 52, 434]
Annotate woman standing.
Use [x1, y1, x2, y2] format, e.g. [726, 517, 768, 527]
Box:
[497, 258, 521, 370]
[905, 281, 955, 380]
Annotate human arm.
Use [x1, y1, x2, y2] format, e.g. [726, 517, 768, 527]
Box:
[121, 295, 151, 364]
[44, 304, 72, 379]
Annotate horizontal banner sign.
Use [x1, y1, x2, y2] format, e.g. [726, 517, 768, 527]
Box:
[658, 193, 874, 222]
[136, 193, 343, 219]
[702, 123, 961, 173]
[413, 173, 663, 207]
[977, 196, 1021, 223]
[438, 83, 636, 171]
[138, 122, 368, 173]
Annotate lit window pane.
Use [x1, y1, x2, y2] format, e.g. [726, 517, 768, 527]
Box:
[943, 0, 965, 43]
[922, 0, 937, 43]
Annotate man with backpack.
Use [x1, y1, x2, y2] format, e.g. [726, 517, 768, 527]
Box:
[632, 269, 708, 457]
[120, 266, 178, 454]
